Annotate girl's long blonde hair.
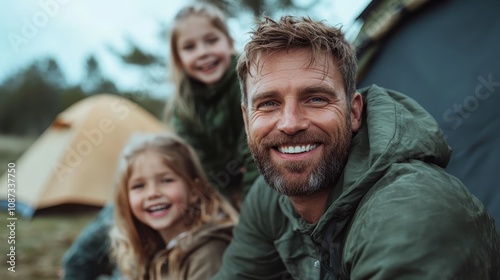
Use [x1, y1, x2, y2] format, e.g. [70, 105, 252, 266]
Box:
[163, 1, 234, 122]
[110, 132, 238, 279]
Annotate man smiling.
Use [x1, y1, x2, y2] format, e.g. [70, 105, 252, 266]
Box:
[243, 46, 361, 224]
[213, 16, 500, 280]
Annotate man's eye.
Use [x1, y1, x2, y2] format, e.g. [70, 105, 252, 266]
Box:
[259, 100, 277, 108]
[309, 97, 326, 103]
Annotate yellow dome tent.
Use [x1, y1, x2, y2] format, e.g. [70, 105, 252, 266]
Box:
[0, 94, 168, 217]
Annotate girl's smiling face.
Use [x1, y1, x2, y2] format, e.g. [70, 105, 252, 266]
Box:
[175, 15, 234, 86]
[127, 151, 191, 242]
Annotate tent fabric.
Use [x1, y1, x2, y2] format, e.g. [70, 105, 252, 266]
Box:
[353, 0, 434, 82]
[355, 0, 500, 227]
[0, 94, 168, 217]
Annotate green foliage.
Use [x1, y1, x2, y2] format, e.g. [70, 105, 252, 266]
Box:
[0, 55, 165, 137]
[215, 0, 318, 17]
[118, 46, 160, 66]
[194, 0, 305, 17]
[83, 55, 119, 94]
[0, 58, 62, 135]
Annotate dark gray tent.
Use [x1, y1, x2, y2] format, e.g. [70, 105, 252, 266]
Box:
[354, 0, 500, 227]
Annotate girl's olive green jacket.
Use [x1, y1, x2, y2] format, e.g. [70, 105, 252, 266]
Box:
[169, 56, 258, 206]
[171, 223, 233, 280]
[213, 85, 500, 280]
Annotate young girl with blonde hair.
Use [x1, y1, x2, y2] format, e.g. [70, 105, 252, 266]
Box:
[164, 1, 258, 209]
[110, 133, 238, 279]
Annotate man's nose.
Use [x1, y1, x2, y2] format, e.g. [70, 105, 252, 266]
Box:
[276, 101, 309, 135]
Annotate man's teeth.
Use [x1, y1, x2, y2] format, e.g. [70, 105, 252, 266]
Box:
[278, 144, 318, 154]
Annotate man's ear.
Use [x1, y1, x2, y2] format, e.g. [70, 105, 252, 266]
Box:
[350, 92, 363, 132]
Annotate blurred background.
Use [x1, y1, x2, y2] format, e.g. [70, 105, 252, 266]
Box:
[0, 1, 369, 278]
[2, 0, 499, 278]
[0, 0, 368, 148]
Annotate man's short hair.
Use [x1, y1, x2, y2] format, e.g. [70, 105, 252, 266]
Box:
[237, 16, 358, 106]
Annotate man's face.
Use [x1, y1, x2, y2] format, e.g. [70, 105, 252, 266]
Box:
[242, 49, 362, 196]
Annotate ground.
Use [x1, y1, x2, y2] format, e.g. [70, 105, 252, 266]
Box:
[0, 210, 98, 279]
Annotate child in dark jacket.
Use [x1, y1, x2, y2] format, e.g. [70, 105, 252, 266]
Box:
[164, 2, 258, 209]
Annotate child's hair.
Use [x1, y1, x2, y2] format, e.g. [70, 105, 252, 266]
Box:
[110, 132, 238, 279]
[164, 1, 234, 122]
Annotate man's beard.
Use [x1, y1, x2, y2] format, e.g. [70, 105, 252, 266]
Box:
[248, 117, 353, 197]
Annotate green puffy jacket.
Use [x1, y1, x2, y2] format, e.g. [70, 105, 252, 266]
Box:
[170, 56, 258, 207]
[213, 85, 500, 280]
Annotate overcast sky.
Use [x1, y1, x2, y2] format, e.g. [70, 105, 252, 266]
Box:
[0, 0, 369, 96]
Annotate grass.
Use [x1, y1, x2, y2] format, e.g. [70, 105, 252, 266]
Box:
[0, 134, 36, 175]
[0, 210, 99, 279]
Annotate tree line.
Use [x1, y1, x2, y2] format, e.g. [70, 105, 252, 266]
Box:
[0, 0, 326, 137]
[0, 52, 167, 136]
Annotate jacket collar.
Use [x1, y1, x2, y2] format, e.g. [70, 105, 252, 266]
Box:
[278, 85, 451, 241]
